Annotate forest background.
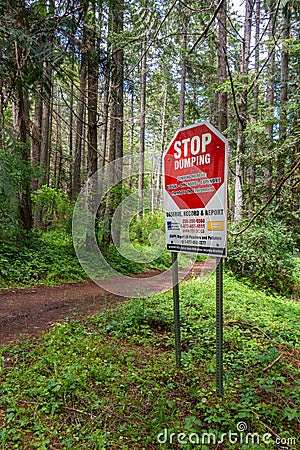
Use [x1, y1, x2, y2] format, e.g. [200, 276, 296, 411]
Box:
[0, 0, 299, 294]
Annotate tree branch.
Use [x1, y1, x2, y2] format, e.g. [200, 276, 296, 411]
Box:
[189, 0, 224, 54]
[224, 48, 243, 125]
[263, 354, 282, 372]
[127, 0, 178, 76]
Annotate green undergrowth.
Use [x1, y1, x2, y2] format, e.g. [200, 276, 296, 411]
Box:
[0, 230, 173, 288]
[227, 218, 299, 296]
[0, 230, 86, 288]
[1, 274, 299, 449]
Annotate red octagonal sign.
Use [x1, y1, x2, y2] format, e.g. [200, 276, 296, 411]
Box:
[163, 121, 228, 256]
[163, 121, 226, 209]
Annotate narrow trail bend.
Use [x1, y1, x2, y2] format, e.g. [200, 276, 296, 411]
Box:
[0, 259, 215, 344]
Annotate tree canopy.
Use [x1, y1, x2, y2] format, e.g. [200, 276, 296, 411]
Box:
[0, 0, 299, 245]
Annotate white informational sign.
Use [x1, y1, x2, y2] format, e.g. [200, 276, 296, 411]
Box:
[163, 121, 228, 257]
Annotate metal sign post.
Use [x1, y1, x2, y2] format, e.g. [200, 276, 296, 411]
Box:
[216, 257, 224, 396]
[172, 252, 181, 367]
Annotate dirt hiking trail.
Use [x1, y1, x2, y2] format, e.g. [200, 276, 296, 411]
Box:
[0, 259, 215, 344]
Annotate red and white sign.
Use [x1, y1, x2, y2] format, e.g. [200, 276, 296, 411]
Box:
[163, 121, 228, 257]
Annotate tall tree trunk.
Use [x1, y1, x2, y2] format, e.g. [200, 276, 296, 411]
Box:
[253, 0, 261, 110]
[13, 85, 33, 230]
[31, 85, 43, 192]
[156, 85, 167, 209]
[34, 68, 52, 227]
[102, 0, 124, 249]
[11, 2, 34, 230]
[278, 2, 290, 184]
[47, 92, 53, 186]
[100, 61, 110, 168]
[98, 50, 111, 221]
[138, 36, 147, 214]
[264, 0, 276, 197]
[33, 0, 55, 226]
[249, 0, 261, 213]
[12, 14, 33, 231]
[69, 53, 74, 196]
[208, 51, 218, 126]
[86, 0, 101, 180]
[54, 86, 62, 189]
[38, 87, 51, 188]
[87, 59, 98, 178]
[107, 1, 124, 165]
[113, 6, 124, 166]
[0, 41, 4, 149]
[72, 56, 87, 201]
[84, 3, 101, 249]
[234, 134, 244, 223]
[179, 14, 188, 128]
[234, 0, 254, 223]
[128, 89, 135, 190]
[217, 0, 227, 133]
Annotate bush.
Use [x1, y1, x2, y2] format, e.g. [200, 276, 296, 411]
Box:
[129, 210, 165, 245]
[0, 230, 86, 287]
[0, 146, 22, 236]
[226, 218, 297, 295]
[32, 185, 72, 231]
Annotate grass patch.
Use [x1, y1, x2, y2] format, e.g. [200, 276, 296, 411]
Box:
[0, 274, 299, 449]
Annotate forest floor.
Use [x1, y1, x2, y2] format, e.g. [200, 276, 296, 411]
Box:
[0, 259, 215, 345]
